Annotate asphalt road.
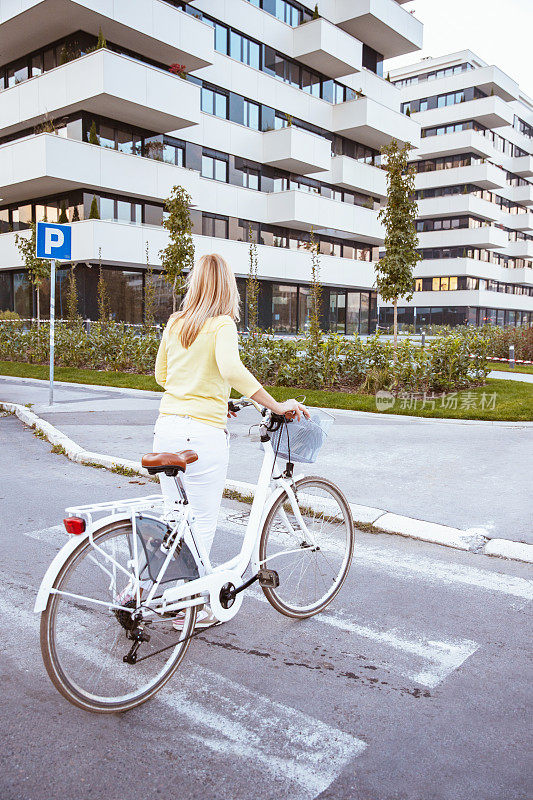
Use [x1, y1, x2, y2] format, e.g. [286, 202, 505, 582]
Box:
[1, 376, 532, 542]
[1, 413, 532, 800]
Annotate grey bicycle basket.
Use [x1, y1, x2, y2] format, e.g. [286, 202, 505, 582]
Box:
[269, 409, 334, 464]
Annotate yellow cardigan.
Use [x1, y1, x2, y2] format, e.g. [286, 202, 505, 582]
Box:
[155, 315, 261, 428]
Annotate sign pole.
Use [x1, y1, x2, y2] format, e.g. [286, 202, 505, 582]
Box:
[35, 222, 72, 407]
[49, 259, 56, 406]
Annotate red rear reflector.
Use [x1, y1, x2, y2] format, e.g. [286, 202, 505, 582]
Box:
[64, 517, 86, 535]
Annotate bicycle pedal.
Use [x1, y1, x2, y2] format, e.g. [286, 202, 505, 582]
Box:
[258, 568, 279, 588]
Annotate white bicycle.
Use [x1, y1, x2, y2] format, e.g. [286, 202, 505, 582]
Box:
[36, 399, 354, 713]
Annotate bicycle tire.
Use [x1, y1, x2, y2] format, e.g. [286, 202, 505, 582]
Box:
[259, 476, 354, 619]
[40, 521, 197, 713]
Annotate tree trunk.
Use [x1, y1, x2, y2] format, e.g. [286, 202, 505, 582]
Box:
[172, 277, 177, 313]
[36, 286, 40, 325]
[393, 298, 398, 361]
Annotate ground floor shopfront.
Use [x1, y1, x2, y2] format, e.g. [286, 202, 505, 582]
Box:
[0, 265, 378, 335]
[378, 305, 533, 330]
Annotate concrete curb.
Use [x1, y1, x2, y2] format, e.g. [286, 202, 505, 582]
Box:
[2, 400, 532, 565]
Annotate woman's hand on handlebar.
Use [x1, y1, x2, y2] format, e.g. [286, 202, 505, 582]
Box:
[275, 398, 310, 422]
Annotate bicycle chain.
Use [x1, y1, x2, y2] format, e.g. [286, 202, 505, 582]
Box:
[133, 620, 222, 663]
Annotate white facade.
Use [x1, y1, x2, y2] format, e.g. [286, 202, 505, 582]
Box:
[385, 50, 533, 328]
[0, 0, 422, 331]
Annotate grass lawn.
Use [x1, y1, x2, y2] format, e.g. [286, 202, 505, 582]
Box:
[488, 362, 533, 375]
[1, 361, 531, 421]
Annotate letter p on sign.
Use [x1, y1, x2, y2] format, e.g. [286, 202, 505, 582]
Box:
[36, 222, 72, 260]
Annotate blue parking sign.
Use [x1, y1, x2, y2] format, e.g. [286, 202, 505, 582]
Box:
[36, 222, 72, 260]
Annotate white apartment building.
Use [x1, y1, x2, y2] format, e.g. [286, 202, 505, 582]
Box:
[383, 50, 533, 329]
[0, 0, 421, 332]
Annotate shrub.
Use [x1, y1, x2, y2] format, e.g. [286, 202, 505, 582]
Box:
[0, 321, 506, 393]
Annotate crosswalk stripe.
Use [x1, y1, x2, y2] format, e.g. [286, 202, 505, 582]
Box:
[248, 590, 478, 689]
[220, 509, 533, 601]
[0, 588, 366, 799]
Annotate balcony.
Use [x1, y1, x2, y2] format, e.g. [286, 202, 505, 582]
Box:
[292, 17, 362, 78]
[414, 96, 515, 131]
[398, 65, 520, 104]
[505, 213, 533, 232]
[329, 156, 387, 199]
[508, 185, 533, 206]
[501, 240, 533, 259]
[0, 0, 213, 71]
[0, 134, 201, 205]
[266, 190, 383, 244]
[0, 49, 201, 138]
[262, 127, 331, 174]
[0, 221, 377, 289]
[509, 156, 533, 177]
[415, 162, 504, 192]
[417, 225, 509, 250]
[414, 257, 521, 284]
[416, 130, 501, 161]
[416, 195, 502, 223]
[332, 96, 420, 148]
[325, 0, 423, 58]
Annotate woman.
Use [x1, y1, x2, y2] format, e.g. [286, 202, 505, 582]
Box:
[153, 253, 308, 627]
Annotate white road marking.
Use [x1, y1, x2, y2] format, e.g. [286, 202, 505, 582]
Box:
[220, 509, 533, 600]
[23, 524, 65, 546]
[160, 664, 366, 796]
[0, 588, 366, 800]
[248, 590, 478, 689]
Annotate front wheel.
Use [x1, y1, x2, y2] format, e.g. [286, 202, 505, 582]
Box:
[40, 521, 197, 713]
[259, 476, 354, 619]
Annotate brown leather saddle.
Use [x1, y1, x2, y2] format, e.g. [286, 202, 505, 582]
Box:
[141, 450, 198, 477]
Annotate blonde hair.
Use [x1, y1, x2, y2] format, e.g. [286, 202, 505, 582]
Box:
[170, 254, 240, 348]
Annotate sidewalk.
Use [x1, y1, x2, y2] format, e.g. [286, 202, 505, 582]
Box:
[1, 375, 532, 546]
[489, 370, 533, 383]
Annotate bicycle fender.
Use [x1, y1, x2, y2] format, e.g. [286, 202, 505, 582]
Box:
[33, 513, 131, 613]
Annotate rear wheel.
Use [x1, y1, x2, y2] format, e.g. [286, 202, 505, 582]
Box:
[40, 522, 197, 713]
[259, 476, 354, 619]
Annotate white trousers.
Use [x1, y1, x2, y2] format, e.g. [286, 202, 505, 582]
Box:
[152, 414, 229, 562]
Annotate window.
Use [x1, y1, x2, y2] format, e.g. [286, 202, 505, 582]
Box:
[244, 99, 260, 130]
[272, 284, 297, 333]
[214, 23, 228, 54]
[240, 167, 260, 190]
[201, 153, 227, 182]
[202, 214, 228, 238]
[229, 30, 261, 68]
[201, 87, 228, 119]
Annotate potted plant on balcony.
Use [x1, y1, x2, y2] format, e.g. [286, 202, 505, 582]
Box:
[169, 63, 187, 79]
[88, 121, 100, 146]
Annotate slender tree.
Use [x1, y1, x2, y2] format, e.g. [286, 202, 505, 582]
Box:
[66, 265, 79, 322]
[376, 139, 421, 352]
[308, 228, 322, 349]
[144, 242, 156, 329]
[58, 201, 68, 223]
[14, 223, 49, 323]
[246, 225, 260, 338]
[159, 185, 195, 312]
[96, 248, 109, 321]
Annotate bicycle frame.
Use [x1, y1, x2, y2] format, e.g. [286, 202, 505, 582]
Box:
[35, 415, 316, 623]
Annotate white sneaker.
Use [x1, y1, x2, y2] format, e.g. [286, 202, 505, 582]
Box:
[172, 606, 219, 630]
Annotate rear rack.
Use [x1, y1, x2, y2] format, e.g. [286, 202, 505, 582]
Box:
[65, 494, 165, 527]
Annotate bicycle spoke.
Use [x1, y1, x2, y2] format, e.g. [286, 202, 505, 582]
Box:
[260, 478, 354, 616]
